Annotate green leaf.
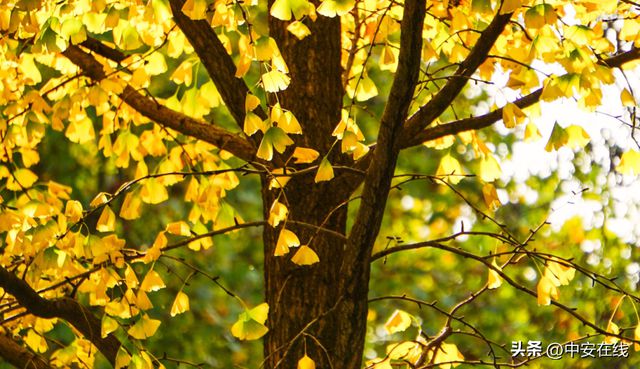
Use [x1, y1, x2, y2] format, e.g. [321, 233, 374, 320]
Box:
[270, 0, 311, 21]
[231, 303, 269, 340]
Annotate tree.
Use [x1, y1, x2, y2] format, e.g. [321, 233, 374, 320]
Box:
[1, 0, 640, 368]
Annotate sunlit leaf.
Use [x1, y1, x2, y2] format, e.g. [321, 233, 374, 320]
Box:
[479, 154, 501, 182]
[297, 354, 316, 369]
[436, 154, 464, 184]
[314, 157, 334, 183]
[482, 183, 501, 211]
[102, 315, 119, 338]
[317, 0, 354, 17]
[8, 168, 38, 190]
[487, 259, 503, 289]
[291, 245, 319, 265]
[262, 70, 291, 92]
[140, 270, 166, 292]
[231, 303, 269, 340]
[537, 275, 559, 306]
[270, 0, 311, 20]
[292, 147, 320, 164]
[128, 314, 161, 339]
[431, 342, 464, 369]
[384, 309, 412, 334]
[605, 321, 620, 344]
[545, 258, 575, 286]
[96, 206, 116, 233]
[268, 200, 288, 227]
[170, 291, 190, 317]
[617, 150, 640, 175]
[287, 21, 311, 40]
[502, 102, 527, 128]
[275, 228, 300, 256]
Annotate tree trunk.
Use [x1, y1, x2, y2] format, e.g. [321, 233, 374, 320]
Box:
[262, 9, 371, 369]
[262, 179, 369, 369]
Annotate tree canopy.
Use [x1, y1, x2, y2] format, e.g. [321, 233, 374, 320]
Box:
[1, 0, 640, 368]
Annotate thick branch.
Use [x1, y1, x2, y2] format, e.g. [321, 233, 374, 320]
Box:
[402, 46, 640, 147]
[168, 0, 267, 129]
[400, 12, 514, 145]
[0, 334, 52, 369]
[344, 0, 426, 268]
[80, 38, 127, 63]
[62, 45, 256, 162]
[0, 266, 120, 366]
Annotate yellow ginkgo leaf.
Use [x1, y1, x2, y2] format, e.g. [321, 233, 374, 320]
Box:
[537, 275, 559, 306]
[65, 200, 83, 223]
[262, 70, 291, 92]
[170, 291, 190, 317]
[432, 342, 465, 369]
[268, 200, 288, 227]
[90, 192, 110, 208]
[166, 221, 190, 236]
[181, 0, 208, 20]
[482, 183, 501, 211]
[314, 157, 334, 183]
[275, 228, 300, 256]
[105, 298, 136, 319]
[634, 324, 640, 351]
[347, 75, 378, 101]
[170, 60, 193, 86]
[25, 329, 47, 353]
[605, 321, 620, 344]
[231, 303, 269, 340]
[140, 178, 168, 205]
[502, 102, 527, 128]
[115, 347, 131, 369]
[621, 88, 637, 107]
[8, 168, 38, 190]
[136, 290, 154, 310]
[279, 111, 303, 134]
[524, 123, 542, 141]
[565, 125, 590, 149]
[387, 341, 422, 361]
[500, 0, 522, 14]
[245, 94, 261, 112]
[244, 111, 266, 136]
[287, 21, 311, 40]
[97, 206, 116, 233]
[119, 192, 142, 220]
[269, 168, 292, 189]
[257, 127, 295, 161]
[140, 270, 166, 292]
[317, 0, 354, 17]
[617, 150, 640, 175]
[384, 309, 412, 335]
[102, 315, 119, 338]
[291, 245, 319, 265]
[127, 314, 161, 340]
[479, 154, 502, 182]
[297, 354, 316, 369]
[544, 257, 575, 286]
[487, 259, 503, 289]
[436, 154, 464, 184]
[365, 358, 392, 369]
[270, 0, 311, 20]
[292, 147, 320, 163]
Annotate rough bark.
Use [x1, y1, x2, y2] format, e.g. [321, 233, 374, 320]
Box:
[262, 179, 352, 369]
[261, 7, 356, 369]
